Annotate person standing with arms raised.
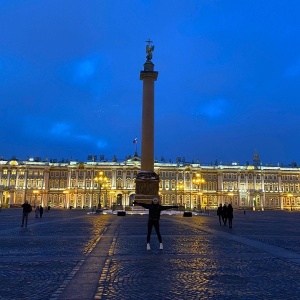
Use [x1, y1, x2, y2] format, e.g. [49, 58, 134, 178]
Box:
[133, 197, 178, 250]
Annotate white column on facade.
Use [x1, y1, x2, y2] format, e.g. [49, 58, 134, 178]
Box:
[278, 174, 283, 209]
[218, 172, 223, 204]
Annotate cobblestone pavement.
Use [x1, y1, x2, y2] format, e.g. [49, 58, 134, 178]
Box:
[0, 209, 300, 299]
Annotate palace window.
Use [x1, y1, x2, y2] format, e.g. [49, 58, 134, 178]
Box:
[116, 179, 122, 189]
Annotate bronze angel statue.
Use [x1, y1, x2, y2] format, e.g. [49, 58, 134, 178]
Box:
[146, 44, 155, 61]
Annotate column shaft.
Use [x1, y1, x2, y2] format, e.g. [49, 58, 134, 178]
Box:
[141, 77, 155, 171]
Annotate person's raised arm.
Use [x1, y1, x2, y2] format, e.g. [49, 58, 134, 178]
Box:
[133, 201, 151, 209]
[160, 205, 179, 211]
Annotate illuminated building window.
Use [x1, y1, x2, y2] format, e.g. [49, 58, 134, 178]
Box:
[126, 179, 130, 188]
[116, 179, 122, 189]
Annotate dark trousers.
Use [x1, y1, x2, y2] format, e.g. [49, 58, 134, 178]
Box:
[218, 215, 222, 225]
[228, 218, 233, 228]
[147, 219, 162, 243]
[22, 212, 29, 227]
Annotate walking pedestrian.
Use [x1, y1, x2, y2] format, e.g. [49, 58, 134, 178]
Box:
[21, 200, 32, 227]
[133, 197, 178, 250]
[39, 206, 44, 218]
[35, 205, 40, 218]
[222, 204, 228, 226]
[217, 203, 223, 225]
[227, 204, 233, 228]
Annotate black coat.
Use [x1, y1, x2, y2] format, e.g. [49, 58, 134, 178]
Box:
[22, 203, 32, 213]
[217, 206, 222, 216]
[227, 205, 233, 219]
[134, 202, 178, 221]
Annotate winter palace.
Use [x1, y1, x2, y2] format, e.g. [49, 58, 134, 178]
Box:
[0, 154, 299, 211]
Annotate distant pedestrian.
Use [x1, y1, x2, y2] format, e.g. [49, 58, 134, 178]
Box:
[39, 206, 44, 218]
[35, 205, 40, 218]
[21, 200, 32, 227]
[47, 205, 51, 212]
[133, 197, 178, 250]
[222, 204, 228, 226]
[217, 204, 223, 225]
[227, 204, 233, 228]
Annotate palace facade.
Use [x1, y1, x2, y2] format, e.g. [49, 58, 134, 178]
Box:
[0, 156, 299, 211]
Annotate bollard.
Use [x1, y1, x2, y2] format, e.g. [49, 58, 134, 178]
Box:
[183, 211, 192, 217]
[117, 211, 126, 216]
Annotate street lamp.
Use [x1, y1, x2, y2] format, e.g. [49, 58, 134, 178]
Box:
[193, 173, 205, 211]
[94, 171, 109, 210]
[102, 181, 111, 208]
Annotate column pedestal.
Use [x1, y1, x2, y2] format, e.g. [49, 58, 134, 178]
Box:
[134, 171, 159, 203]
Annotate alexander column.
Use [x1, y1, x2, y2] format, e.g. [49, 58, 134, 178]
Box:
[135, 40, 159, 203]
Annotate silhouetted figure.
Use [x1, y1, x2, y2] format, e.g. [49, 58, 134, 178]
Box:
[35, 205, 40, 218]
[217, 204, 223, 225]
[21, 200, 32, 227]
[227, 204, 233, 228]
[222, 204, 228, 226]
[133, 197, 178, 250]
[47, 205, 51, 212]
[40, 206, 44, 218]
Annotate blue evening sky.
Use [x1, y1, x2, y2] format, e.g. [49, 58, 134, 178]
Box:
[1, 0, 300, 165]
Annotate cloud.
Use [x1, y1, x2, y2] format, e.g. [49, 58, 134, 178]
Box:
[58, 54, 113, 98]
[61, 56, 101, 86]
[96, 140, 108, 149]
[73, 60, 96, 83]
[49, 122, 71, 137]
[48, 122, 107, 150]
[200, 98, 227, 118]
